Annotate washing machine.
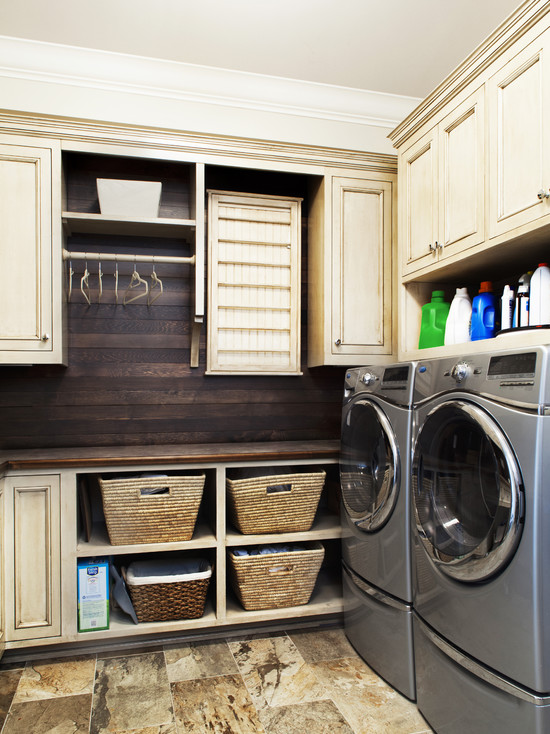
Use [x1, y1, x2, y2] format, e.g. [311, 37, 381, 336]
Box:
[340, 362, 416, 700]
[411, 346, 550, 733]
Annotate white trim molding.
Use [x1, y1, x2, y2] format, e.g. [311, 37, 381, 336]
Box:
[0, 36, 419, 131]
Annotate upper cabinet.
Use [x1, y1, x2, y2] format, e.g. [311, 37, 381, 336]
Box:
[399, 86, 485, 277]
[390, 5, 550, 360]
[488, 27, 550, 239]
[308, 171, 396, 367]
[0, 135, 64, 365]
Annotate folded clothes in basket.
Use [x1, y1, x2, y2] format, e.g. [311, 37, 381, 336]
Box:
[232, 544, 306, 557]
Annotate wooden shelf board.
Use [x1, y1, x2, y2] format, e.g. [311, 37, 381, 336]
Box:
[62, 211, 195, 238]
[225, 513, 342, 546]
[76, 521, 217, 556]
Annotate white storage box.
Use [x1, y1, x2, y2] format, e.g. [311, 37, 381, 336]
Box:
[125, 558, 212, 622]
[97, 178, 162, 218]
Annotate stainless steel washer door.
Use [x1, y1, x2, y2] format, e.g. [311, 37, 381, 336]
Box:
[412, 399, 524, 582]
[340, 397, 400, 532]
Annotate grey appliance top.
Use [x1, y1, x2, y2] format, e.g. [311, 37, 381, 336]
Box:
[413, 345, 550, 410]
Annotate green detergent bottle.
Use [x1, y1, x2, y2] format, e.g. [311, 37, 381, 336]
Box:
[418, 290, 450, 348]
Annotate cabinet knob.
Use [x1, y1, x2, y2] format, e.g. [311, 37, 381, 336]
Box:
[428, 241, 441, 252]
[334, 338, 342, 346]
[41, 333, 50, 341]
[537, 189, 550, 200]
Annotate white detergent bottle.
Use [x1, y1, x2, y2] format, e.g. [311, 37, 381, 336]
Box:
[500, 285, 515, 331]
[529, 262, 550, 326]
[444, 287, 472, 345]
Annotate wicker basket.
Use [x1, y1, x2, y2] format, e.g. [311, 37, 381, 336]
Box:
[228, 542, 324, 610]
[98, 474, 205, 545]
[226, 471, 326, 534]
[124, 558, 211, 623]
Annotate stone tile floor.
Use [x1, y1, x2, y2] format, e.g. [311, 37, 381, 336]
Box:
[0, 625, 433, 733]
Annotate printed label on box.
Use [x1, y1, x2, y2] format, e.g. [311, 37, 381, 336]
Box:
[77, 559, 109, 632]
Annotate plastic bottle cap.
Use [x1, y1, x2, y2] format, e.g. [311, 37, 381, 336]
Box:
[538, 263, 548, 267]
[455, 287, 468, 296]
[432, 290, 445, 299]
[479, 281, 492, 293]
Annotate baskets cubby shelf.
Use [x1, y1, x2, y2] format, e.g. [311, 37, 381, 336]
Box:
[63, 442, 342, 646]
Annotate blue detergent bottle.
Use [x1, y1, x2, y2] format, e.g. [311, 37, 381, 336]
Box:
[470, 281, 497, 340]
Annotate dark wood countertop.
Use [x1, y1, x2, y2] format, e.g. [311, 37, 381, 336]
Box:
[0, 440, 340, 472]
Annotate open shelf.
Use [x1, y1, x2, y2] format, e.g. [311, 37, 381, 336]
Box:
[77, 521, 217, 556]
[224, 571, 343, 623]
[225, 513, 341, 546]
[62, 212, 195, 238]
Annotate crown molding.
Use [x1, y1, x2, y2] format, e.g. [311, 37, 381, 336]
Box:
[389, 0, 550, 146]
[0, 35, 419, 131]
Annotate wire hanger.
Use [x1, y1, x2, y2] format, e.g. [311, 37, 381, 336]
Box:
[81, 262, 91, 305]
[148, 259, 163, 306]
[114, 258, 119, 304]
[97, 260, 103, 303]
[123, 264, 149, 305]
[67, 260, 74, 303]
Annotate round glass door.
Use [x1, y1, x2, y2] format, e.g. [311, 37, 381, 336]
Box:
[412, 399, 524, 582]
[340, 398, 400, 531]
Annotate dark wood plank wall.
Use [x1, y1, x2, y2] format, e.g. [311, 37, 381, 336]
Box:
[0, 156, 346, 450]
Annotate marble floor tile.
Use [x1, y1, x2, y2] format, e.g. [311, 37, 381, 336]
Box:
[261, 699, 354, 734]
[0, 668, 23, 730]
[91, 652, 174, 734]
[2, 692, 92, 734]
[229, 635, 327, 713]
[288, 627, 356, 663]
[163, 639, 238, 683]
[311, 657, 432, 734]
[12, 655, 96, 703]
[171, 673, 265, 733]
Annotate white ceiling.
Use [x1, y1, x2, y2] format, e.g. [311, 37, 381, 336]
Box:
[0, 0, 521, 99]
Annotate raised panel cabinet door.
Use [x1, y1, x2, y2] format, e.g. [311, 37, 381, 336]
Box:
[488, 29, 550, 239]
[399, 128, 439, 275]
[0, 139, 63, 364]
[4, 475, 61, 641]
[438, 86, 485, 258]
[331, 177, 393, 357]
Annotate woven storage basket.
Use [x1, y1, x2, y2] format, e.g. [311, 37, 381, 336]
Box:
[98, 474, 205, 545]
[124, 558, 211, 623]
[228, 542, 324, 610]
[226, 471, 326, 534]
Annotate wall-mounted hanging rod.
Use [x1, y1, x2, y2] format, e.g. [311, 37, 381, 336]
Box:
[62, 249, 195, 265]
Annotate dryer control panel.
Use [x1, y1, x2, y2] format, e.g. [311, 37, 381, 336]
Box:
[345, 362, 415, 407]
[414, 346, 549, 409]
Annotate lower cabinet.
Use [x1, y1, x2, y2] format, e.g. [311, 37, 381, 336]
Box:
[3, 474, 62, 643]
[0, 448, 341, 651]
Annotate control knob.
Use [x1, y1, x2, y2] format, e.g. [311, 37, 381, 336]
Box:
[361, 372, 378, 386]
[451, 361, 470, 383]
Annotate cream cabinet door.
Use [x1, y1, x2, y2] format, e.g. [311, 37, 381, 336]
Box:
[488, 29, 550, 239]
[438, 86, 485, 258]
[0, 137, 64, 364]
[399, 128, 439, 275]
[4, 475, 61, 641]
[308, 174, 395, 366]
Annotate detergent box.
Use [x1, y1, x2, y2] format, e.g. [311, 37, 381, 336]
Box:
[77, 558, 109, 632]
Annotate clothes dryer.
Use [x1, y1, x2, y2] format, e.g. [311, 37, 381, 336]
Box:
[411, 347, 550, 733]
[340, 362, 415, 700]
